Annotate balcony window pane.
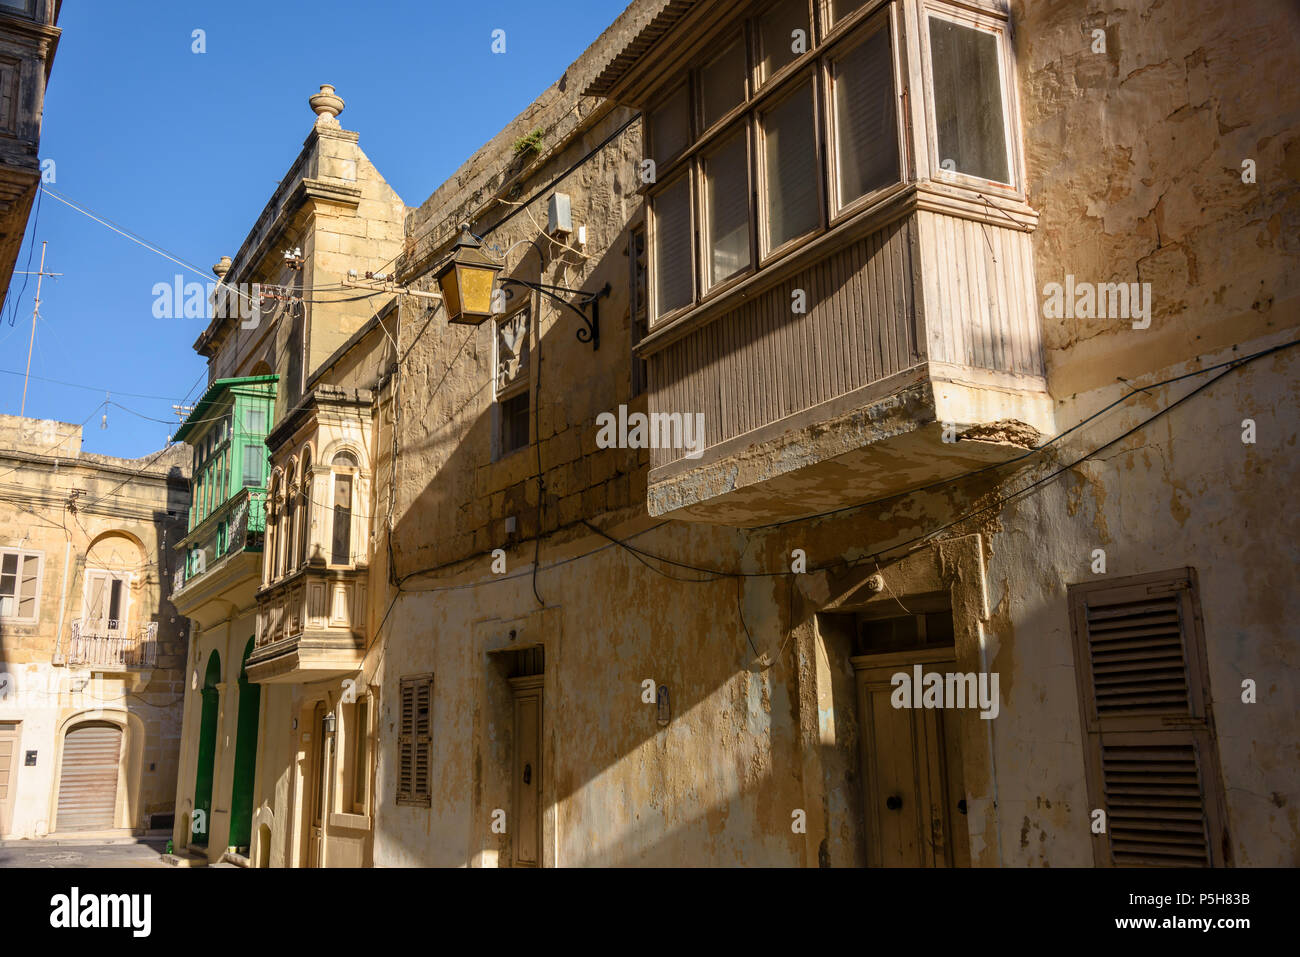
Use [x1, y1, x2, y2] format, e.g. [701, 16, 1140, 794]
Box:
[652, 175, 693, 319]
[700, 36, 746, 130]
[928, 17, 1010, 184]
[829, 0, 867, 26]
[107, 579, 123, 629]
[831, 25, 899, 208]
[762, 81, 819, 250]
[245, 407, 266, 434]
[758, 0, 810, 83]
[243, 445, 263, 486]
[650, 84, 691, 167]
[332, 475, 352, 564]
[704, 132, 751, 287]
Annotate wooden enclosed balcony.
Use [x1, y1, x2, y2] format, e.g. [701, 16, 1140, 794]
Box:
[639, 197, 1056, 526]
[247, 566, 367, 684]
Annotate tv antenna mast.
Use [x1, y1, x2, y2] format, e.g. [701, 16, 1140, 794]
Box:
[19, 241, 63, 417]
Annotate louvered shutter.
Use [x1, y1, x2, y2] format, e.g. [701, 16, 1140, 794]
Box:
[18, 555, 39, 619]
[1069, 569, 1228, 866]
[397, 674, 432, 807]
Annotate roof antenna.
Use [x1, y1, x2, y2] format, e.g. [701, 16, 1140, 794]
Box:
[19, 240, 63, 417]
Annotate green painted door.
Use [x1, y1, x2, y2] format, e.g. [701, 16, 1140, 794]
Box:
[228, 638, 260, 851]
[190, 651, 221, 846]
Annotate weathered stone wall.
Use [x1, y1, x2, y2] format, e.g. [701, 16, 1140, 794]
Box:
[366, 0, 1300, 866]
[0, 414, 190, 837]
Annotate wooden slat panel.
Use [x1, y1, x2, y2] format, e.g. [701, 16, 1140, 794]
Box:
[1102, 741, 1211, 866]
[1069, 570, 1225, 868]
[650, 218, 916, 468]
[917, 211, 1044, 377]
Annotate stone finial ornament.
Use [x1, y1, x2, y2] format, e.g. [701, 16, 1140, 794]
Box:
[212, 255, 232, 278]
[309, 84, 345, 126]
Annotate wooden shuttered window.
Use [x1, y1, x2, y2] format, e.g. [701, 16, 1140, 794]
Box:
[396, 674, 433, 807]
[1068, 569, 1229, 867]
[1, 551, 41, 620]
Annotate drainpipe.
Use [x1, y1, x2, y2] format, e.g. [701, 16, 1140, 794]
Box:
[978, 620, 1004, 867]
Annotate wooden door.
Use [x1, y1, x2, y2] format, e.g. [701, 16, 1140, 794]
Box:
[854, 649, 969, 867]
[0, 723, 19, 835]
[56, 722, 122, 831]
[307, 705, 327, 867]
[509, 676, 542, 867]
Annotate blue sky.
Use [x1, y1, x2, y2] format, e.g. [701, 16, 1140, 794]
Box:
[0, 0, 628, 458]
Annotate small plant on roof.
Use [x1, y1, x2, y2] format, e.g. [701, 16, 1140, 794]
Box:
[512, 128, 545, 157]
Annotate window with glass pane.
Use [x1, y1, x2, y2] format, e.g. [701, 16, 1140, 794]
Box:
[243, 444, 263, 486]
[762, 81, 819, 250]
[245, 407, 266, 434]
[0, 553, 15, 616]
[652, 175, 693, 319]
[703, 133, 751, 287]
[758, 0, 810, 82]
[829, 0, 867, 25]
[700, 36, 747, 130]
[928, 17, 1010, 184]
[831, 25, 899, 209]
[500, 392, 530, 456]
[650, 84, 691, 167]
[332, 475, 353, 564]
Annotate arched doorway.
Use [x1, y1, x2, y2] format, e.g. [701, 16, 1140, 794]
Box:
[190, 650, 221, 846]
[56, 721, 122, 830]
[228, 637, 260, 852]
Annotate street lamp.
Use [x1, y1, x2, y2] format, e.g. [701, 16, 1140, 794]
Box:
[434, 226, 503, 325]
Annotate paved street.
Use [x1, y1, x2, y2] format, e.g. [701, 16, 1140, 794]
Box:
[0, 838, 172, 868]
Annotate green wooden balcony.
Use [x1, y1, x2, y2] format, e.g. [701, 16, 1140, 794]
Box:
[174, 487, 266, 594]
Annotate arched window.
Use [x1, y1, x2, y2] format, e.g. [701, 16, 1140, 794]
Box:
[298, 447, 313, 565]
[283, 458, 298, 577]
[331, 451, 358, 565]
[265, 471, 281, 584]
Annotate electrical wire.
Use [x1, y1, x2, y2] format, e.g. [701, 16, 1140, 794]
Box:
[392, 335, 1298, 589]
[3, 184, 43, 327]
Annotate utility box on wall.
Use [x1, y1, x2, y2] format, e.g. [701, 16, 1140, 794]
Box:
[547, 192, 572, 238]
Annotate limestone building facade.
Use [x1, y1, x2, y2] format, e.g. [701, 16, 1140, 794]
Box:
[170, 0, 1298, 868]
[168, 84, 403, 865]
[0, 413, 189, 839]
[365, 0, 1297, 867]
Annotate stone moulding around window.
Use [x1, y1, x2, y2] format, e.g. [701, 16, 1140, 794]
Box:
[637, 179, 1038, 357]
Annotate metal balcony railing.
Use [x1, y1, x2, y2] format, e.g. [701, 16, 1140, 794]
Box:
[63, 619, 159, 670]
[175, 486, 267, 593]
